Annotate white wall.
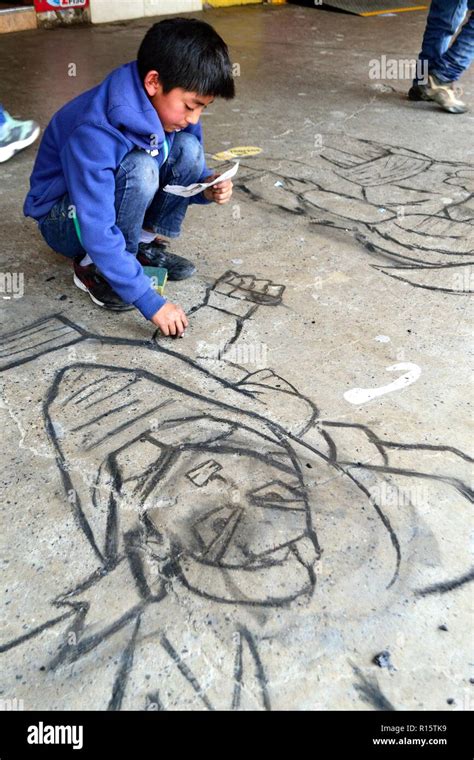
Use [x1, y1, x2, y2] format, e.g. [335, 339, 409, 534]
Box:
[144, 0, 202, 16]
[89, 0, 203, 25]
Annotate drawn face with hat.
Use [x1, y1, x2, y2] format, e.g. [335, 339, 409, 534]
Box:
[105, 417, 320, 606]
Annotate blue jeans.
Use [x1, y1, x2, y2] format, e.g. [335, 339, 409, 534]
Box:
[417, 0, 474, 82]
[39, 131, 206, 261]
[0, 105, 5, 127]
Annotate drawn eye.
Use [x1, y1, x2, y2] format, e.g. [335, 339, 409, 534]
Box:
[211, 517, 228, 533]
[248, 480, 305, 509]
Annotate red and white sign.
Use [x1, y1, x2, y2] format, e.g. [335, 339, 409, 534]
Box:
[34, 0, 89, 12]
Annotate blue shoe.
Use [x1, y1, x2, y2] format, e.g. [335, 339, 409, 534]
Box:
[0, 112, 40, 163]
[137, 240, 196, 280]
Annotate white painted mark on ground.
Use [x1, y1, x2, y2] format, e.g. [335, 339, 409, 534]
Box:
[272, 128, 293, 139]
[375, 335, 391, 343]
[344, 362, 421, 405]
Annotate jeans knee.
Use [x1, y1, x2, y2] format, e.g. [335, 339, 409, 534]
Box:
[171, 132, 205, 178]
[118, 149, 159, 198]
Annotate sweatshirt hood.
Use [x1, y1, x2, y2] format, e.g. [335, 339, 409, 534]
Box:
[107, 61, 165, 151]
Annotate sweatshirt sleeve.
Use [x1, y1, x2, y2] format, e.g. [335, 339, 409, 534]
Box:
[61, 122, 166, 320]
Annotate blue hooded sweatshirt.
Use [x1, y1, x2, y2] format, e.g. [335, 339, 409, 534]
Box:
[24, 61, 211, 320]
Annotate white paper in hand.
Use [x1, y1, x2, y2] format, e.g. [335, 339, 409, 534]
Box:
[163, 161, 239, 198]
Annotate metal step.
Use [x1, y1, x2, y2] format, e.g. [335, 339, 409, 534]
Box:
[288, 0, 427, 15]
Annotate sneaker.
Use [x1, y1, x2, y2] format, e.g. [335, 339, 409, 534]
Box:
[137, 240, 196, 280]
[426, 74, 468, 114]
[73, 256, 134, 311]
[0, 112, 40, 163]
[408, 81, 432, 102]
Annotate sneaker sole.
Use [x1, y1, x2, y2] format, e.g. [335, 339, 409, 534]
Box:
[73, 273, 133, 311]
[427, 94, 468, 113]
[434, 99, 468, 114]
[0, 125, 40, 163]
[138, 258, 196, 280]
[167, 266, 196, 281]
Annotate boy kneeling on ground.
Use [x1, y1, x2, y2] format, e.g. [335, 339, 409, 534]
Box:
[24, 17, 235, 337]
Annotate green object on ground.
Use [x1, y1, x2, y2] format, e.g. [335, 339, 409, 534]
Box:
[142, 266, 168, 296]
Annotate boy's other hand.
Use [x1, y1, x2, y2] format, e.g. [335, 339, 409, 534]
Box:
[203, 175, 233, 204]
[151, 302, 189, 337]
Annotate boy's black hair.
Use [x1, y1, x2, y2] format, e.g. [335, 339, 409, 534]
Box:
[137, 17, 235, 99]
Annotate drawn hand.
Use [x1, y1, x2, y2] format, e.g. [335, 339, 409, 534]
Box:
[212, 271, 285, 305]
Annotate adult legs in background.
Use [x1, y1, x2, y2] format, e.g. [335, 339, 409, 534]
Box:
[0, 104, 40, 163]
[409, 0, 474, 112]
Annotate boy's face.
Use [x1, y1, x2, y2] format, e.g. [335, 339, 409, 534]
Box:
[144, 70, 214, 133]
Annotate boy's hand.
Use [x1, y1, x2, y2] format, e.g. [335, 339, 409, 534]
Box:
[202, 175, 233, 204]
[151, 302, 188, 337]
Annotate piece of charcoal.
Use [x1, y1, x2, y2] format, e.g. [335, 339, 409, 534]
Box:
[372, 650, 396, 672]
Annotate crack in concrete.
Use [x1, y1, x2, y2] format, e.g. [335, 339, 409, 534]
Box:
[0, 394, 53, 460]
